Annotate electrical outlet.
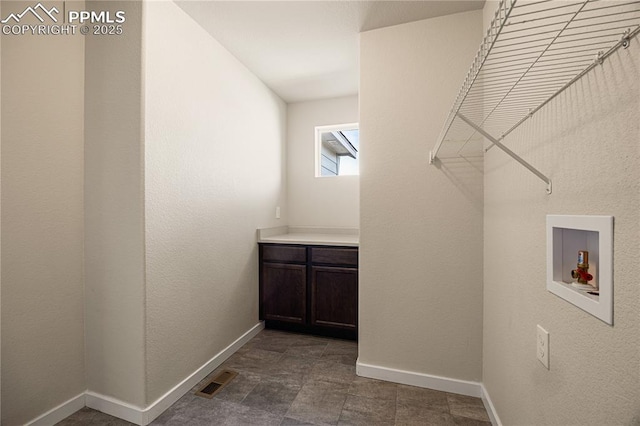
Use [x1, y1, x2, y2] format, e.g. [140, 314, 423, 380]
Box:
[275, 206, 281, 219]
[537, 325, 549, 369]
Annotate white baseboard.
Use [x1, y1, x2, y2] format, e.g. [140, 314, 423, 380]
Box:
[356, 360, 482, 398]
[84, 322, 264, 425]
[355, 361, 502, 426]
[86, 391, 145, 424]
[26, 393, 86, 426]
[26, 326, 497, 426]
[142, 321, 264, 424]
[481, 384, 502, 426]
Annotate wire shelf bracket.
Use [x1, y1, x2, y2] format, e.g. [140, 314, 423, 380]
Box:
[456, 112, 552, 194]
[429, 0, 640, 194]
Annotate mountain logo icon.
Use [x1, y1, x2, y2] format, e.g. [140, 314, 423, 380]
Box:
[1, 2, 59, 24]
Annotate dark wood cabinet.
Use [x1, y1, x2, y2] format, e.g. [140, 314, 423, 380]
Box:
[262, 245, 306, 263]
[311, 266, 358, 330]
[262, 263, 306, 323]
[259, 243, 358, 340]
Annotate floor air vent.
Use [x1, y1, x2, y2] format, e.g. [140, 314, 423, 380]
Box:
[195, 370, 238, 399]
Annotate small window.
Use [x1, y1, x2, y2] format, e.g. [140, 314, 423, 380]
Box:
[315, 123, 359, 177]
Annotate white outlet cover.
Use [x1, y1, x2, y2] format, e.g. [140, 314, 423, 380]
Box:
[537, 325, 549, 369]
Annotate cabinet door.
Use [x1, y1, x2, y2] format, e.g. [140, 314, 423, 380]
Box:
[261, 263, 307, 324]
[311, 266, 358, 330]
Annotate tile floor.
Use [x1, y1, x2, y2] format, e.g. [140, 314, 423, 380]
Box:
[57, 329, 491, 425]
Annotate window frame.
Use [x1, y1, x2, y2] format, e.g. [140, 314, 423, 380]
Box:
[314, 122, 359, 178]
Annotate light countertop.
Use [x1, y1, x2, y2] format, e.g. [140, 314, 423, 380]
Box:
[257, 226, 359, 247]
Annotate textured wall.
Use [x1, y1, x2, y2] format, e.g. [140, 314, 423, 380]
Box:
[1, 1, 86, 423]
[287, 95, 359, 228]
[0, 5, 3, 418]
[359, 11, 484, 382]
[144, 1, 287, 405]
[482, 5, 640, 424]
[84, 1, 146, 407]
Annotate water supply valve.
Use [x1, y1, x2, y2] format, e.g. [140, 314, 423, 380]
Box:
[571, 250, 593, 284]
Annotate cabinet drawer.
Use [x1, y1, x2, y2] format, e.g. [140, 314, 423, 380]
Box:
[262, 245, 306, 263]
[311, 247, 358, 267]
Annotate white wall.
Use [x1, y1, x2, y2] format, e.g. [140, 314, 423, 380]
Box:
[359, 11, 484, 383]
[482, 3, 640, 424]
[287, 96, 359, 228]
[144, 1, 287, 404]
[0, 5, 3, 418]
[84, 1, 146, 407]
[1, 1, 86, 422]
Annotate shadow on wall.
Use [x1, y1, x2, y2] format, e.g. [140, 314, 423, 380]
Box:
[433, 156, 484, 212]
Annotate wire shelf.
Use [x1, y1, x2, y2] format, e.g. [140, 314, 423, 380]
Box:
[430, 0, 640, 184]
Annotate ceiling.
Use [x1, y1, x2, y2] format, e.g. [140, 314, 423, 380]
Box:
[175, 1, 485, 103]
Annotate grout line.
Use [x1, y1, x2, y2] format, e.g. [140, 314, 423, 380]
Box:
[318, 343, 329, 359]
[237, 373, 261, 405]
[335, 390, 349, 426]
